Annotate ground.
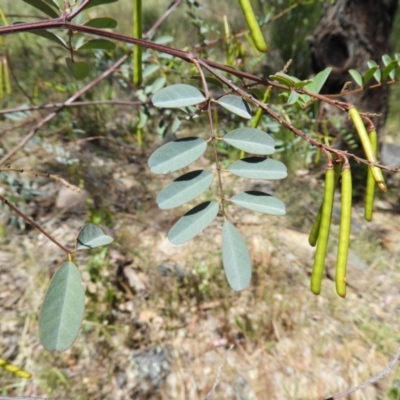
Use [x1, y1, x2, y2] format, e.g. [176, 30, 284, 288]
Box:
[1, 124, 400, 399]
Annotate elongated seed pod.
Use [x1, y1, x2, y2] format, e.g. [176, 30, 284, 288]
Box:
[348, 107, 386, 192]
[364, 130, 377, 221]
[238, 0, 268, 53]
[0, 60, 3, 99]
[335, 166, 352, 298]
[308, 161, 342, 247]
[251, 86, 271, 129]
[3, 56, 11, 95]
[133, 0, 142, 86]
[0, 358, 31, 379]
[311, 166, 335, 295]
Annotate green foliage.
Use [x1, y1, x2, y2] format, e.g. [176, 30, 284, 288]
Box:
[76, 223, 114, 250]
[156, 170, 213, 209]
[83, 17, 118, 29]
[223, 127, 275, 154]
[216, 95, 252, 119]
[149, 83, 287, 292]
[22, 0, 59, 18]
[168, 201, 219, 245]
[148, 137, 207, 173]
[152, 84, 206, 108]
[349, 54, 400, 88]
[39, 261, 85, 352]
[222, 220, 251, 291]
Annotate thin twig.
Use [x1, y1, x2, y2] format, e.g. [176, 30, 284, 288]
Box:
[0, 100, 141, 115]
[0, 53, 130, 166]
[0, 166, 81, 191]
[144, 0, 183, 39]
[0, 193, 70, 254]
[325, 345, 400, 400]
[204, 345, 234, 399]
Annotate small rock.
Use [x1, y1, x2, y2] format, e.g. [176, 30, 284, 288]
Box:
[130, 345, 171, 387]
[55, 186, 88, 209]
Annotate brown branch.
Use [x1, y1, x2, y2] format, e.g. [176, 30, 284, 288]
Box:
[0, 18, 359, 115]
[0, 193, 70, 254]
[0, 100, 141, 115]
[0, 53, 130, 166]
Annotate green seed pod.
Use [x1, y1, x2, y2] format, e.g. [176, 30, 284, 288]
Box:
[0, 358, 31, 379]
[364, 130, 377, 221]
[335, 166, 352, 298]
[308, 161, 342, 247]
[311, 166, 335, 295]
[133, 0, 142, 86]
[348, 107, 386, 192]
[238, 0, 268, 53]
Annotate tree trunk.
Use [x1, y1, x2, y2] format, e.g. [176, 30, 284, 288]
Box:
[308, 0, 398, 134]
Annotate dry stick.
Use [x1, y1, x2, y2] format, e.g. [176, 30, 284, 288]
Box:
[0, 100, 141, 115]
[0, 166, 81, 191]
[0, 53, 129, 166]
[0, 193, 70, 253]
[204, 345, 234, 400]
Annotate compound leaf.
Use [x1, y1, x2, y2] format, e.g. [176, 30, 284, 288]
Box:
[29, 30, 67, 48]
[156, 170, 213, 209]
[223, 128, 275, 155]
[217, 95, 252, 119]
[78, 39, 116, 51]
[83, 17, 118, 29]
[65, 58, 90, 80]
[168, 201, 219, 244]
[39, 261, 85, 352]
[76, 223, 114, 250]
[148, 137, 207, 174]
[22, 0, 59, 18]
[222, 221, 251, 291]
[230, 191, 286, 215]
[152, 84, 205, 108]
[228, 157, 287, 180]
